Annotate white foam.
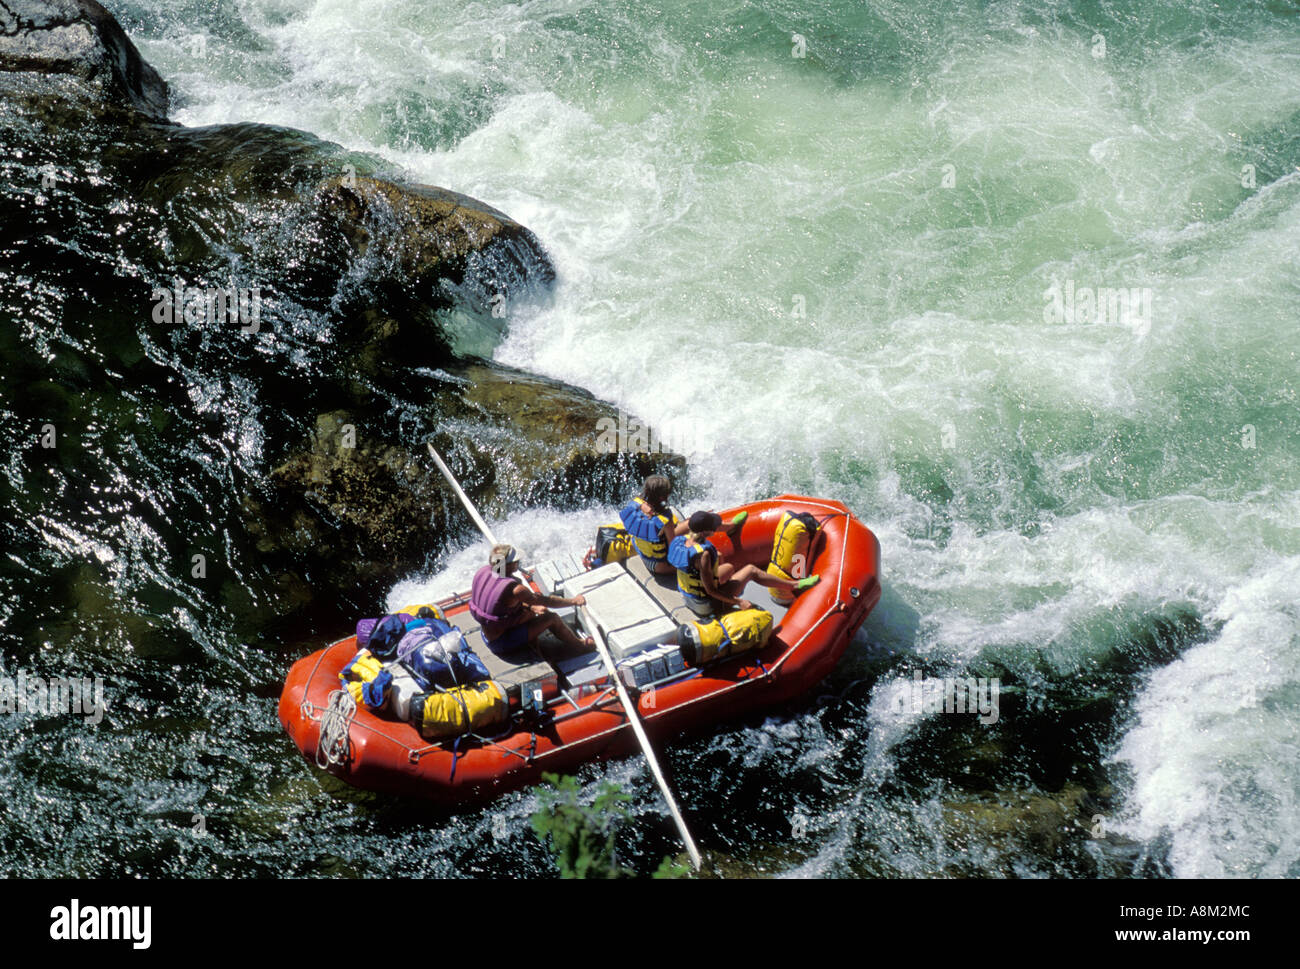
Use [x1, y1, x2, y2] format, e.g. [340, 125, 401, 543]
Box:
[384, 505, 608, 611]
[1109, 556, 1300, 877]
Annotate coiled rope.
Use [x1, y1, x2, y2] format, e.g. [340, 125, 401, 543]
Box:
[315, 689, 356, 769]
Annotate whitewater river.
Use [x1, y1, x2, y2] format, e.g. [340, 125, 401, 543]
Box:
[1, 0, 1297, 877]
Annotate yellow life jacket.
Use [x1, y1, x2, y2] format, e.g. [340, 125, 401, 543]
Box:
[414, 680, 508, 740]
[398, 603, 445, 620]
[339, 649, 390, 710]
[767, 512, 814, 605]
[678, 609, 774, 666]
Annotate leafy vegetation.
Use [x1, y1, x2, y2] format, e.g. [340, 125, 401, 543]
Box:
[530, 773, 691, 879]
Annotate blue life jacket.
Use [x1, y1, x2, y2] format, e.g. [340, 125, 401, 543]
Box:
[620, 497, 676, 562]
[368, 614, 409, 660]
[668, 534, 715, 599]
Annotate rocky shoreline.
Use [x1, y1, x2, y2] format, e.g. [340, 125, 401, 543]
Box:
[1, 0, 684, 635]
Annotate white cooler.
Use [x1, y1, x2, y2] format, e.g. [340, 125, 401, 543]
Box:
[560, 563, 678, 661]
[532, 552, 589, 596]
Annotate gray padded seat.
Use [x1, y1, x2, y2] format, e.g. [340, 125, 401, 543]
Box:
[454, 612, 557, 690]
[620, 553, 790, 626]
[621, 554, 700, 624]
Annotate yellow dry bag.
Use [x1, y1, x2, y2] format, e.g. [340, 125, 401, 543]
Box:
[399, 603, 446, 620]
[413, 680, 508, 740]
[677, 608, 774, 666]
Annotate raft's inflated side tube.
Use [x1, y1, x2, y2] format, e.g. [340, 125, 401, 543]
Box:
[413, 681, 508, 740]
[678, 608, 774, 666]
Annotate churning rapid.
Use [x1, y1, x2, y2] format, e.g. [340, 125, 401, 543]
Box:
[1, 0, 1297, 877]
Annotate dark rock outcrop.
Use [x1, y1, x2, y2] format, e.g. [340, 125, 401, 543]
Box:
[245, 365, 686, 616]
[1, 2, 555, 321]
[0, 0, 168, 118]
[320, 176, 555, 316]
[943, 784, 1091, 858]
[2, 0, 681, 640]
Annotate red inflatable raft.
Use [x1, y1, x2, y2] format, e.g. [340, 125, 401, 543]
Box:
[278, 495, 881, 803]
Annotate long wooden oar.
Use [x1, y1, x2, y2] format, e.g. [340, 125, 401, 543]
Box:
[426, 442, 703, 872]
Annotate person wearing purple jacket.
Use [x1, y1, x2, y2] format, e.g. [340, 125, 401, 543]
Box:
[469, 544, 594, 653]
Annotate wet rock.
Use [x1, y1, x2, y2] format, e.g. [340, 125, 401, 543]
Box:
[319, 175, 555, 315]
[445, 362, 685, 510]
[34, 563, 184, 662]
[0, 0, 168, 119]
[255, 411, 438, 592]
[942, 783, 1090, 858]
[116, 129, 556, 329]
[1, 2, 554, 328]
[0, 0, 616, 647]
[245, 368, 686, 618]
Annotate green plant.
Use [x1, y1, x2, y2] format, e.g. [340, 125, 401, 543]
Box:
[530, 772, 690, 878]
